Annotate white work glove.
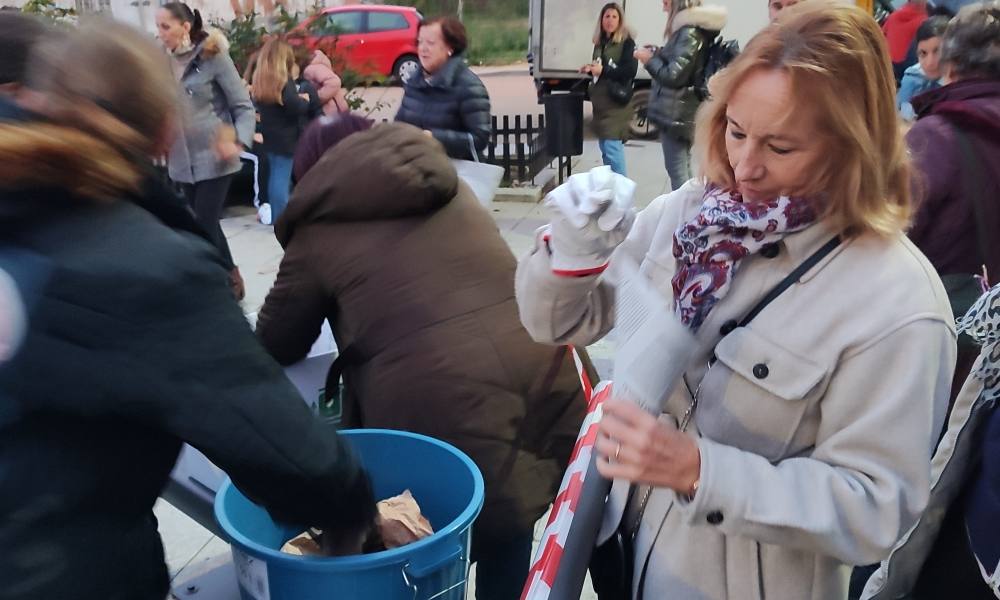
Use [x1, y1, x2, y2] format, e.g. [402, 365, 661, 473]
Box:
[544, 166, 637, 276]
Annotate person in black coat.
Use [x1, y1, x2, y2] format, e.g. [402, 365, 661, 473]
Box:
[395, 16, 491, 160]
[0, 22, 375, 600]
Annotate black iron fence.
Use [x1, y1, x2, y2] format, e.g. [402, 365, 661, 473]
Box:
[484, 114, 552, 186]
[229, 112, 562, 206]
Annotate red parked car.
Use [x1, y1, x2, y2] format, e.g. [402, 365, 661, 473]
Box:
[291, 5, 422, 83]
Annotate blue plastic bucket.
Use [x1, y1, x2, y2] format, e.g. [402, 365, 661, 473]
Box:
[214, 429, 485, 600]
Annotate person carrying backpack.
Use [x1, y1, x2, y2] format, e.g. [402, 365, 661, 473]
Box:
[634, 0, 728, 191]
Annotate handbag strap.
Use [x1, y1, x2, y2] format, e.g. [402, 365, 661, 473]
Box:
[466, 133, 480, 163]
[625, 234, 843, 563]
[951, 127, 992, 281]
[738, 235, 843, 327]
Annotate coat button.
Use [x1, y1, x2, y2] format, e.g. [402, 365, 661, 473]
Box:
[706, 511, 724, 525]
[719, 319, 738, 336]
[760, 243, 780, 259]
[752, 363, 769, 379]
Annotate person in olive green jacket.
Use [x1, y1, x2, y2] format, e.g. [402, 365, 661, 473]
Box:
[635, 0, 727, 190]
[581, 3, 638, 176]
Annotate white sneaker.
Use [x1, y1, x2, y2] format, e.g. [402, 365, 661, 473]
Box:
[257, 203, 272, 226]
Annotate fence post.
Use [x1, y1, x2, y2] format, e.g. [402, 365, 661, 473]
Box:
[515, 114, 526, 184]
[502, 114, 511, 184]
[488, 115, 497, 163]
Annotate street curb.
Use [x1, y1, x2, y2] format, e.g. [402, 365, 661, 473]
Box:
[495, 186, 543, 203]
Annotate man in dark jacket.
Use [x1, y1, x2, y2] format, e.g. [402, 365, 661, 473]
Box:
[395, 16, 491, 160]
[257, 121, 591, 600]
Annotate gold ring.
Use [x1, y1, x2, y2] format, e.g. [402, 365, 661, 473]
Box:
[614, 442, 622, 462]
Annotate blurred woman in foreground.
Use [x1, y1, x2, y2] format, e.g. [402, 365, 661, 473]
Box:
[0, 21, 374, 600]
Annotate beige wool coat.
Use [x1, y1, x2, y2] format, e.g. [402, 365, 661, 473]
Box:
[515, 180, 957, 599]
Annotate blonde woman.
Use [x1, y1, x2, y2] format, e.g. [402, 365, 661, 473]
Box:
[517, 2, 956, 598]
[252, 38, 310, 223]
[581, 3, 637, 176]
[634, 0, 727, 190]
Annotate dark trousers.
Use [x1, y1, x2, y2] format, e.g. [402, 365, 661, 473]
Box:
[471, 528, 534, 600]
[180, 175, 235, 269]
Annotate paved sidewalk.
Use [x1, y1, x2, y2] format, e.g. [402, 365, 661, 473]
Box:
[159, 138, 673, 599]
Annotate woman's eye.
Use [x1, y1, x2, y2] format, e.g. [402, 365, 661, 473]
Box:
[728, 130, 746, 140]
[769, 145, 793, 155]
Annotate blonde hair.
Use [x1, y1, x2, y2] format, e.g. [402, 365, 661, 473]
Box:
[252, 38, 294, 105]
[0, 19, 178, 200]
[593, 3, 632, 45]
[694, 0, 911, 237]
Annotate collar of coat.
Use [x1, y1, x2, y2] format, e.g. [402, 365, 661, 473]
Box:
[416, 55, 467, 89]
[671, 5, 728, 34]
[911, 78, 1000, 136]
[180, 28, 231, 77]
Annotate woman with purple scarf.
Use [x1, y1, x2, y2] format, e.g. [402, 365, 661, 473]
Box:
[516, 2, 957, 599]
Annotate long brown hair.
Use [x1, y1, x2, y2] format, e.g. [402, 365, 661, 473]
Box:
[694, 1, 911, 237]
[593, 3, 632, 45]
[252, 38, 294, 105]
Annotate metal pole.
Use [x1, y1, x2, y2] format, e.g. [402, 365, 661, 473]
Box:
[457, 0, 463, 21]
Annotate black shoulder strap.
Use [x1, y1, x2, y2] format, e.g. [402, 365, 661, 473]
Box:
[738, 236, 843, 328]
[952, 128, 992, 279]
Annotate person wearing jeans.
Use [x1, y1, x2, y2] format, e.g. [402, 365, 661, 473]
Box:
[598, 138, 628, 176]
[252, 39, 310, 224]
[660, 131, 692, 190]
[583, 3, 637, 176]
[634, 0, 727, 190]
[265, 153, 294, 220]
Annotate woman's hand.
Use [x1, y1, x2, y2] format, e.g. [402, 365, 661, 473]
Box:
[633, 47, 654, 65]
[579, 64, 593, 75]
[590, 62, 603, 78]
[214, 125, 242, 162]
[595, 398, 701, 495]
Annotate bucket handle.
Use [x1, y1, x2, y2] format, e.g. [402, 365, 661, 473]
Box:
[401, 543, 466, 600]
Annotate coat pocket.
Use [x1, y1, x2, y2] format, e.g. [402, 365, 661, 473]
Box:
[698, 326, 830, 461]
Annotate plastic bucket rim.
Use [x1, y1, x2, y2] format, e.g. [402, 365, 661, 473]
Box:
[213, 428, 485, 569]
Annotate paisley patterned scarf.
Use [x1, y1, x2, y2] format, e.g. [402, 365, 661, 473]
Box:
[672, 185, 817, 330]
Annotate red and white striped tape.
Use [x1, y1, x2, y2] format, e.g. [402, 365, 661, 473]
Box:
[521, 347, 612, 600]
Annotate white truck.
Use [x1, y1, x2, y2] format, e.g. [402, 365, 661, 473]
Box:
[528, 0, 768, 139]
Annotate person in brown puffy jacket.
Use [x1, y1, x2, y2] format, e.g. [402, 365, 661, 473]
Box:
[256, 116, 592, 600]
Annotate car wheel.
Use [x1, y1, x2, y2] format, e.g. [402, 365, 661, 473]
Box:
[393, 55, 420, 85]
[628, 89, 659, 140]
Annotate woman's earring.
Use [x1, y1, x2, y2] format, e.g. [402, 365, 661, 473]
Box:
[448, 51, 453, 56]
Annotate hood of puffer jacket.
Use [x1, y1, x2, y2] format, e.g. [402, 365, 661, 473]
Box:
[310, 50, 333, 69]
[912, 78, 1000, 136]
[672, 5, 728, 34]
[889, 2, 929, 27]
[276, 123, 460, 245]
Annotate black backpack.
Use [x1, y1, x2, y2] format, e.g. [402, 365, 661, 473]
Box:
[695, 35, 739, 100]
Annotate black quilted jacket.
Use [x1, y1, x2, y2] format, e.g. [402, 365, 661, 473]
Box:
[395, 55, 491, 160]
